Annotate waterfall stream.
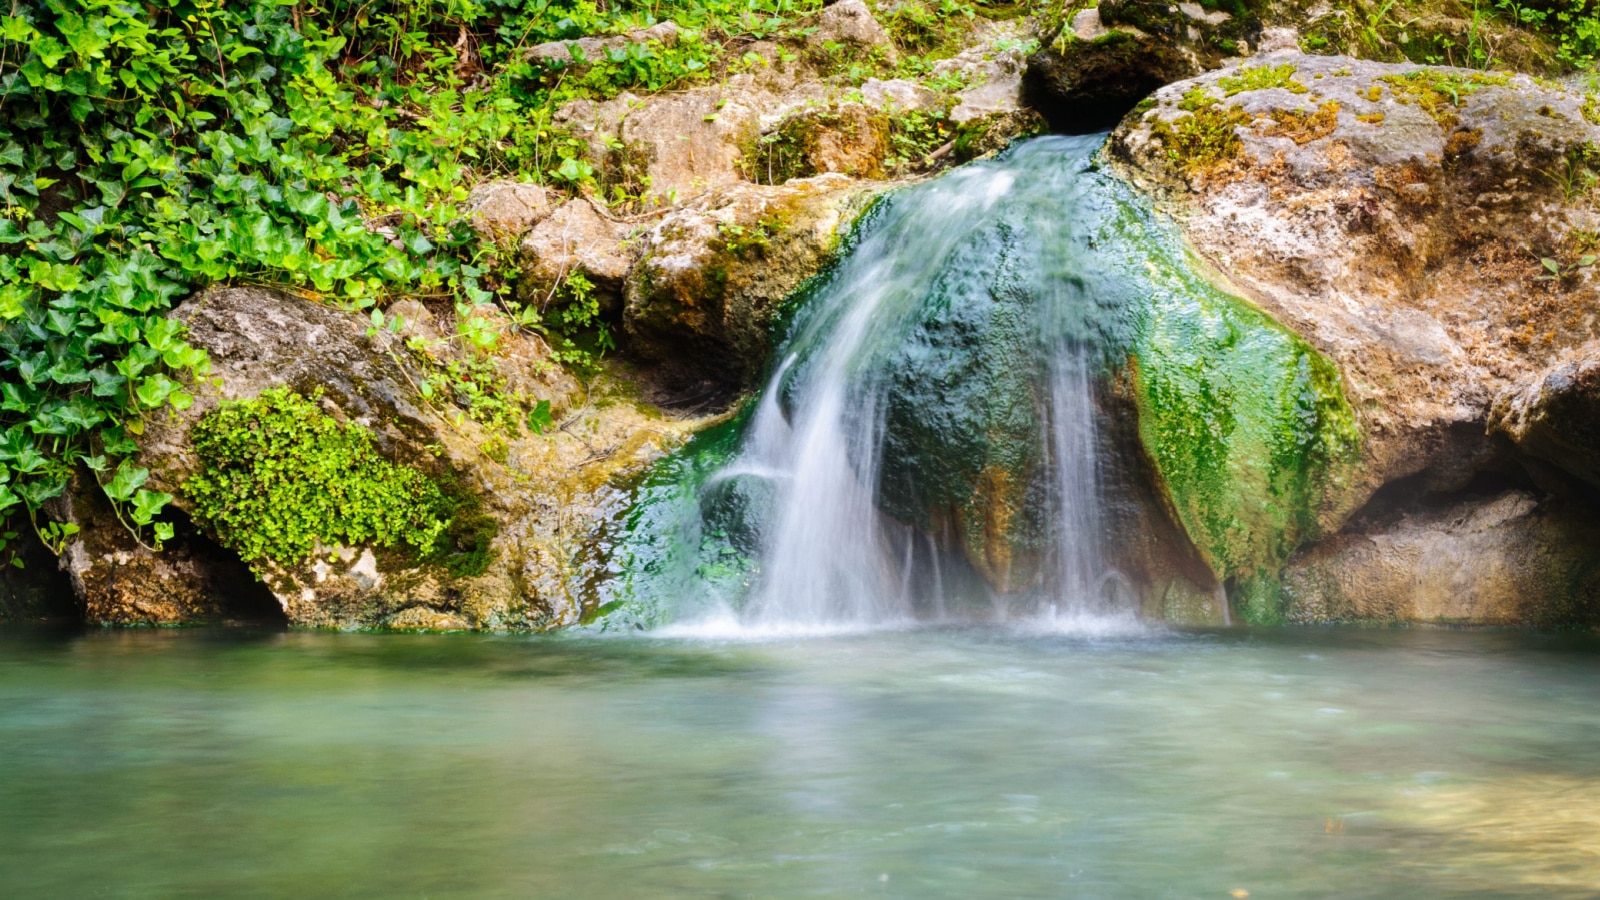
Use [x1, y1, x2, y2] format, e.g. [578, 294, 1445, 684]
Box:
[660, 135, 1139, 632]
[603, 129, 1356, 633]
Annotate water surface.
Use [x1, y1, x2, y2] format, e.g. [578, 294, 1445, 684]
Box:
[4, 626, 1600, 897]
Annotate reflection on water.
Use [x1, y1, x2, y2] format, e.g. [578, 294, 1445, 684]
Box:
[3, 626, 1600, 897]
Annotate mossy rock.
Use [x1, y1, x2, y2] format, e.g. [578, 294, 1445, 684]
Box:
[874, 217, 1052, 591]
[1126, 257, 1363, 598]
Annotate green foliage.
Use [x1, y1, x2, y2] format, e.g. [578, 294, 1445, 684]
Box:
[1494, 0, 1600, 68]
[0, 0, 749, 556]
[184, 387, 449, 569]
[0, 0, 1024, 560]
[1301, 0, 1598, 71]
[878, 0, 978, 53]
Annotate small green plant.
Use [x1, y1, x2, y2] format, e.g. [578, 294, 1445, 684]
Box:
[1542, 142, 1600, 203]
[1218, 64, 1310, 96]
[184, 388, 450, 570]
[717, 218, 784, 257]
[1151, 90, 1254, 174]
[1377, 70, 1510, 126]
[1538, 254, 1598, 280]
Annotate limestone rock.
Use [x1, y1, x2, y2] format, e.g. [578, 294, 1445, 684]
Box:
[1279, 491, 1600, 626]
[932, 27, 1029, 123]
[463, 181, 555, 240]
[520, 199, 637, 311]
[1491, 340, 1600, 490]
[528, 22, 682, 66]
[860, 78, 941, 112]
[625, 174, 881, 390]
[807, 0, 896, 62]
[1105, 54, 1600, 624]
[1107, 53, 1600, 519]
[56, 287, 698, 629]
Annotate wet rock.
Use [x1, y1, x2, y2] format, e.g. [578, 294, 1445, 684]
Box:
[1491, 341, 1600, 491]
[462, 181, 555, 240]
[873, 217, 1049, 593]
[625, 174, 880, 392]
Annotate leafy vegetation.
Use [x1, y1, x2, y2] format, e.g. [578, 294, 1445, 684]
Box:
[183, 388, 448, 569]
[1300, 0, 1600, 72]
[0, 0, 851, 562]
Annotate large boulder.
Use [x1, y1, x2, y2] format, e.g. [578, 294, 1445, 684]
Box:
[1105, 54, 1600, 622]
[625, 174, 882, 391]
[52, 288, 700, 629]
[1109, 53, 1600, 506]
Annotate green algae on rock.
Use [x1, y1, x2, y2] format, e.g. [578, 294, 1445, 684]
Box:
[1127, 254, 1363, 592]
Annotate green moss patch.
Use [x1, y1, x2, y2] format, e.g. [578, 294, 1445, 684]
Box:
[184, 388, 451, 570]
[1149, 91, 1253, 175]
[1218, 63, 1310, 96]
[1127, 257, 1363, 601]
[1377, 70, 1511, 127]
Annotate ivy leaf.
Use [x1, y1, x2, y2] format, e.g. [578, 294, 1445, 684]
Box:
[103, 463, 149, 502]
[134, 373, 178, 409]
[528, 399, 553, 435]
[130, 489, 173, 526]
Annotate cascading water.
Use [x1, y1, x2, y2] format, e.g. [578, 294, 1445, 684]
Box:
[608, 130, 1337, 633]
[662, 135, 1140, 631]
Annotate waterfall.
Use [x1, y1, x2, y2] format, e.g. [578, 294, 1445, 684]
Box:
[673, 135, 1138, 632]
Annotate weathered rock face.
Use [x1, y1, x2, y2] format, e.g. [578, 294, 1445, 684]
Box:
[1105, 53, 1600, 623]
[625, 174, 882, 392]
[551, 3, 1032, 208]
[1491, 340, 1600, 492]
[1025, 0, 1263, 131]
[53, 287, 700, 629]
[1109, 53, 1600, 507]
[1279, 490, 1600, 626]
[520, 199, 637, 311]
